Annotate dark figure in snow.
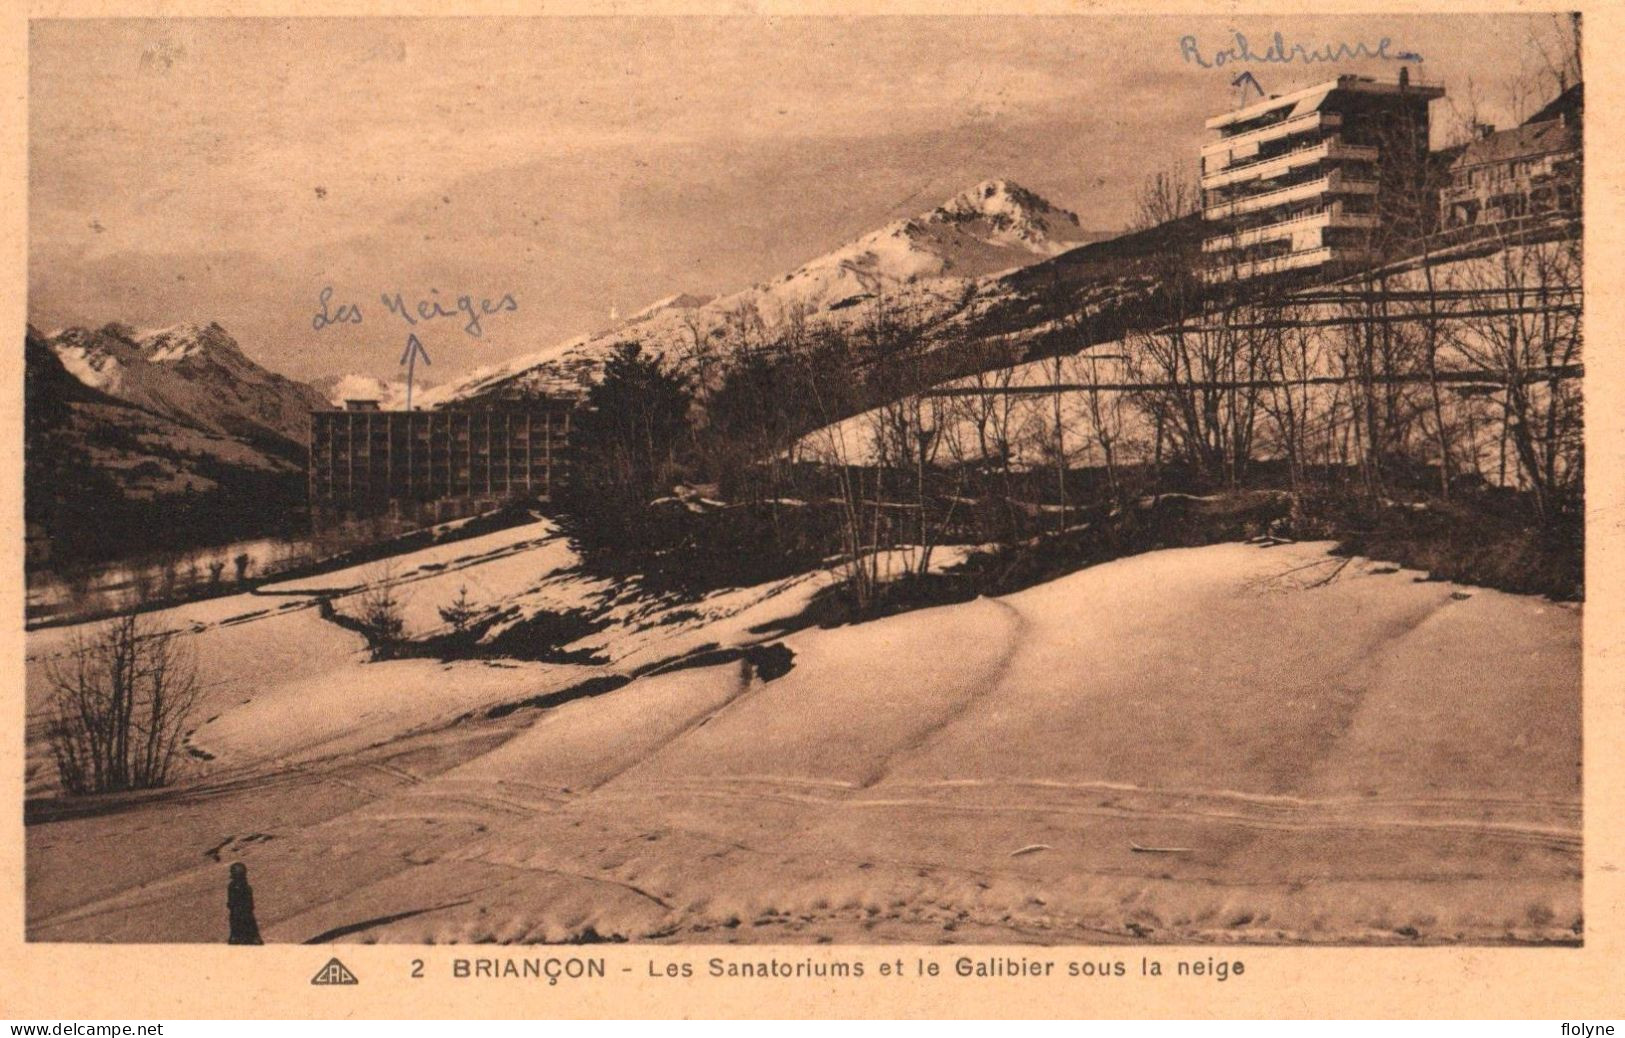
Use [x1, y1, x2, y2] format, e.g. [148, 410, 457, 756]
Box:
[227, 862, 263, 945]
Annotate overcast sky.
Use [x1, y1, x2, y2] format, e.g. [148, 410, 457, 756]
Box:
[29, 14, 1579, 382]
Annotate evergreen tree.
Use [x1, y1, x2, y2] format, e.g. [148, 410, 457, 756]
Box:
[565, 342, 694, 542]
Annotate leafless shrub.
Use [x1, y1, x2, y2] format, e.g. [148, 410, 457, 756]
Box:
[1454, 228, 1583, 519]
[45, 613, 201, 795]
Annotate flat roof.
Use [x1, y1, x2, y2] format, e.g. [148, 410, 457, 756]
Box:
[312, 402, 574, 414]
[1206, 74, 1445, 132]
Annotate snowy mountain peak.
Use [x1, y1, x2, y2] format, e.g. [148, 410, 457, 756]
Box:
[41, 320, 327, 446]
[138, 321, 246, 364]
[424, 179, 1108, 406]
[929, 179, 1084, 250]
[782, 178, 1091, 292]
[939, 178, 1065, 217]
[619, 293, 716, 327]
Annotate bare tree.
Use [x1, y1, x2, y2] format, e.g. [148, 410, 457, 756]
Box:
[1128, 295, 1259, 487]
[1455, 226, 1583, 519]
[1065, 344, 1131, 503]
[1132, 162, 1201, 232]
[1440, 75, 1492, 150]
[1122, 160, 1248, 486]
[1254, 298, 1326, 492]
[862, 294, 959, 577]
[45, 613, 201, 795]
[679, 308, 721, 396]
[1380, 114, 1463, 498]
[1530, 12, 1582, 99]
[941, 338, 1032, 543]
[796, 325, 885, 611]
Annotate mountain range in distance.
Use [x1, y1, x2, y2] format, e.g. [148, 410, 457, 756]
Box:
[42, 320, 328, 447]
[415, 179, 1115, 406]
[25, 323, 311, 568]
[36, 179, 1113, 422]
[27, 178, 1140, 568]
[309, 372, 439, 411]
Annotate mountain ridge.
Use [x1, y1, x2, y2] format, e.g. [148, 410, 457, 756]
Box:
[44, 321, 328, 447]
[26, 323, 307, 568]
[418, 179, 1112, 407]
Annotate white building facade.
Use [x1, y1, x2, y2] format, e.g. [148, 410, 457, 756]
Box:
[1201, 73, 1444, 281]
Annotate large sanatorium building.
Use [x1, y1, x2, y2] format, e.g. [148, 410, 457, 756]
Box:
[308, 399, 573, 523]
[1200, 73, 1445, 281]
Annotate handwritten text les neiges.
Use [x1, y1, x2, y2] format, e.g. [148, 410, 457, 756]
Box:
[311, 286, 519, 339]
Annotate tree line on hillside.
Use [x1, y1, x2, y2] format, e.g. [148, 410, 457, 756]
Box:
[562, 145, 1582, 609]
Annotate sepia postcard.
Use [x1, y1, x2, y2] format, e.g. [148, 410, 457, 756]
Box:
[2, 0, 1622, 1020]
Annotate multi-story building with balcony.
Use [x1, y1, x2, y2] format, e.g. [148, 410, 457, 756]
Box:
[1201, 72, 1444, 282]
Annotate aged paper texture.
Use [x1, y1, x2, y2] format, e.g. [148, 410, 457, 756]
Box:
[2, 0, 1621, 1019]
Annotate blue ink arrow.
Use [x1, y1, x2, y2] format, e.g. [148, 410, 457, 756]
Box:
[1231, 71, 1265, 105]
[400, 332, 432, 411]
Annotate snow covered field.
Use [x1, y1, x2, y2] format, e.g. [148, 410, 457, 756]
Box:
[25, 522, 1580, 945]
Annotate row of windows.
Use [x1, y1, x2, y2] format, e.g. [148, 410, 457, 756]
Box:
[312, 422, 570, 439]
[1204, 159, 1380, 208]
[1452, 156, 1566, 189]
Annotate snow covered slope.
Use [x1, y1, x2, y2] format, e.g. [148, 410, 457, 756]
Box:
[25, 527, 1581, 946]
[44, 321, 328, 447]
[25, 325, 302, 542]
[418, 180, 1110, 405]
